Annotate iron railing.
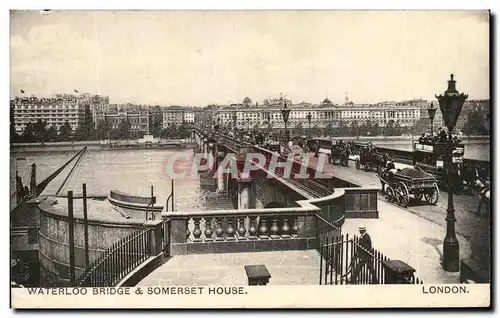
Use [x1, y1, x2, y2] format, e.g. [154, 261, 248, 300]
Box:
[315, 214, 342, 253]
[78, 226, 152, 287]
[319, 234, 423, 285]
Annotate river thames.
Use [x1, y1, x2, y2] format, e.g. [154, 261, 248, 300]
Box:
[10, 142, 490, 210]
[10, 148, 208, 212]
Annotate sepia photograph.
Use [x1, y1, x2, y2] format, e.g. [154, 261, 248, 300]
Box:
[9, 9, 491, 308]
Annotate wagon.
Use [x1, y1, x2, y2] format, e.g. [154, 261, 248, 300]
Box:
[355, 145, 385, 172]
[378, 167, 439, 208]
[330, 143, 350, 167]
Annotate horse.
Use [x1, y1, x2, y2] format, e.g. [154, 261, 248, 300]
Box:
[357, 147, 387, 172]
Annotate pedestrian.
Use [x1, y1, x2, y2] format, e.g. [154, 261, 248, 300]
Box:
[349, 225, 379, 284]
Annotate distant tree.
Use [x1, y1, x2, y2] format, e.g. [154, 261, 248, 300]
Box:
[33, 119, 48, 142]
[58, 121, 72, 140]
[293, 122, 304, 136]
[116, 120, 131, 140]
[266, 122, 273, 134]
[263, 99, 270, 106]
[463, 111, 488, 136]
[385, 120, 395, 136]
[176, 123, 191, 139]
[338, 121, 349, 137]
[243, 97, 252, 107]
[412, 118, 431, 136]
[394, 121, 402, 136]
[73, 122, 96, 141]
[96, 120, 111, 140]
[323, 122, 333, 137]
[45, 124, 58, 141]
[151, 106, 163, 137]
[311, 125, 321, 137]
[372, 122, 380, 136]
[362, 121, 373, 136]
[350, 120, 359, 137]
[22, 122, 35, 143]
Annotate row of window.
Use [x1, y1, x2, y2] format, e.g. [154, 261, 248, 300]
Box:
[15, 105, 83, 110]
[15, 115, 84, 121]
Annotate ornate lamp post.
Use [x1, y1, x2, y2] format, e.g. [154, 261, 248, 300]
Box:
[306, 112, 312, 137]
[427, 102, 437, 134]
[280, 95, 291, 142]
[435, 74, 468, 272]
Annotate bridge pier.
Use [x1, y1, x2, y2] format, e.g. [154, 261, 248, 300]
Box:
[216, 145, 228, 196]
[237, 176, 255, 210]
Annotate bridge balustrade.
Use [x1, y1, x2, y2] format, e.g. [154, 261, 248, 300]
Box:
[165, 205, 319, 255]
[164, 185, 347, 256]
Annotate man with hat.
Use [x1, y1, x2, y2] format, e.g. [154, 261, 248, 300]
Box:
[349, 225, 379, 284]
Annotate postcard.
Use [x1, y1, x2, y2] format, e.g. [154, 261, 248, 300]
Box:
[10, 10, 491, 309]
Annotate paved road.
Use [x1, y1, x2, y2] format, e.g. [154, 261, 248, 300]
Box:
[307, 155, 491, 269]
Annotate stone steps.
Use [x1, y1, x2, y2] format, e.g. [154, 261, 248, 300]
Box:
[205, 192, 235, 210]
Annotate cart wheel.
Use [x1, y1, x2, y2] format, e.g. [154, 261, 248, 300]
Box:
[355, 159, 360, 170]
[424, 182, 440, 205]
[414, 189, 423, 201]
[386, 185, 396, 203]
[397, 182, 410, 207]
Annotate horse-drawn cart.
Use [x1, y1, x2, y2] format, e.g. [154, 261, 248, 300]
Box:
[329, 142, 350, 167]
[355, 145, 387, 172]
[378, 167, 439, 208]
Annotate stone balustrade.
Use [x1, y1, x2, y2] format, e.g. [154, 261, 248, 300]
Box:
[164, 200, 322, 255]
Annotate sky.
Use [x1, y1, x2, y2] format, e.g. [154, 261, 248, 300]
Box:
[10, 10, 490, 106]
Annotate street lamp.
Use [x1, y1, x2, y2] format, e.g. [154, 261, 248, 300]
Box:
[306, 112, 312, 137]
[427, 102, 437, 134]
[435, 74, 468, 273]
[280, 95, 291, 142]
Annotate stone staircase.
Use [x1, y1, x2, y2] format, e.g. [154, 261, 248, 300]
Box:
[204, 191, 235, 210]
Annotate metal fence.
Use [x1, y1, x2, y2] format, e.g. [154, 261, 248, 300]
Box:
[78, 226, 152, 287]
[319, 234, 423, 285]
[315, 214, 342, 253]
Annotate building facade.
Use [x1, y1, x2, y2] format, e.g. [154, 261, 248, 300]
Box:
[214, 100, 423, 131]
[12, 95, 91, 133]
[183, 111, 195, 124]
[12, 93, 110, 133]
[95, 111, 152, 138]
[162, 109, 185, 128]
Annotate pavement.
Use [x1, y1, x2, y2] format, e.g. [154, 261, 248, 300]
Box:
[307, 155, 490, 279]
[138, 199, 468, 285]
[137, 250, 321, 286]
[342, 200, 470, 284]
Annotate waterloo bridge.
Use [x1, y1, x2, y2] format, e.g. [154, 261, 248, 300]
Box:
[10, 127, 489, 287]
